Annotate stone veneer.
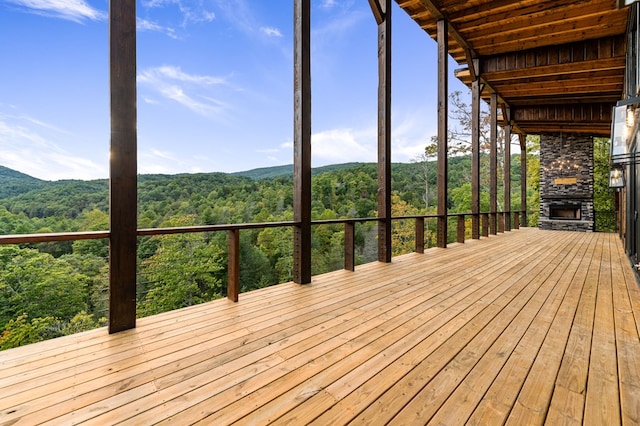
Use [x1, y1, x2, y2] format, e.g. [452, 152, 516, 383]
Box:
[539, 134, 594, 232]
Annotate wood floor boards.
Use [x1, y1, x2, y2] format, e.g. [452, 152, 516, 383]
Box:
[0, 228, 639, 425]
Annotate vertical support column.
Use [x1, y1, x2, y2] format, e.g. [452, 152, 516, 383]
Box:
[293, 0, 312, 284]
[227, 229, 239, 302]
[482, 213, 489, 237]
[457, 215, 465, 244]
[471, 63, 481, 240]
[504, 110, 512, 231]
[489, 92, 498, 235]
[415, 217, 425, 253]
[344, 222, 355, 271]
[437, 19, 448, 248]
[377, 0, 392, 263]
[109, 0, 137, 334]
[520, 134, 528, 227]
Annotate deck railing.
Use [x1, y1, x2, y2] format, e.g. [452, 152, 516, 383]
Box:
[0, 210, 526, 304]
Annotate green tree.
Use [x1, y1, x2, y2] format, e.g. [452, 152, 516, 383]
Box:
[525, 135, 541, 226]
[0, 314, 60, 350]
[594, 137, 616, 231]
[138, 216, 225, 317]
[0, 246, 88, 326]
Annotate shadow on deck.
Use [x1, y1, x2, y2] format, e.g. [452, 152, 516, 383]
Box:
[1, 228, 639, 425]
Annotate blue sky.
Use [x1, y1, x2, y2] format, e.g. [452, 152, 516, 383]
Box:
[0, 0, 468, 181]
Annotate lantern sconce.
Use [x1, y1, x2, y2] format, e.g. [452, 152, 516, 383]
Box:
[609, 167, 625, 189]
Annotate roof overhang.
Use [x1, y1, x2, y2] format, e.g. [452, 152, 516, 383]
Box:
[395, 0, 630, 136]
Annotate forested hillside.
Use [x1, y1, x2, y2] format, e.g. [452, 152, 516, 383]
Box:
[0, 156, 537, 350]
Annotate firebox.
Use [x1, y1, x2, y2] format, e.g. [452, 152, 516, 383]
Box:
[549, 204, 581, 220]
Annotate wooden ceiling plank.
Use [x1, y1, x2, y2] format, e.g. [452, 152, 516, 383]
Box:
[482, 57, 625, 81]
[471, 11, 628, 52]
[461, 3, 618, 40]
[499, 84, 623, 98]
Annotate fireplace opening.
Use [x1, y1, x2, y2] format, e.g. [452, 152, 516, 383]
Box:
[550, 205, 581, 220]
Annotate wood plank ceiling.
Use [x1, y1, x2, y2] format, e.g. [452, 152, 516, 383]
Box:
[394, 0, 630, 136]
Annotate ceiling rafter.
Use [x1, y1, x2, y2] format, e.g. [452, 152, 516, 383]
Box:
[368, 0, 385, 25]
[415, 0, 510, 108]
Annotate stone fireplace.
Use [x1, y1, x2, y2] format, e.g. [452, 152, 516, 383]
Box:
[539, 134, 594, 232]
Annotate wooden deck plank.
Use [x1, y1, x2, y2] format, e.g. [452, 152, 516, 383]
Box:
[545, 233, 600, 425]
[425, 233, 595, 425]
[0, 229, 638, 426]
[583, 234, 621, 425]
[468, 232, 603, 425]
[503, 233, 599, 425]
[346, 232, 579, 425]
[388, 232, 589, 425]
[610, 235, 640, 425]
[233, 234, 566, 425]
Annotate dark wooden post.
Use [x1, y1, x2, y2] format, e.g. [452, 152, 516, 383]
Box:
[109, 0, 137, 334]
[519, 134, 527, 227]
[293, 0, 312, 284]
[504, 109, 512, 232]
[227, 229, 239, 302]
[376, 0, 392, 263]
[471, 62, 481, 240]
[415, 217, 424, 253]
[457, 215, 465, 244]
[437, 19, 448, 248]
[514, 211, 520, 229]
[344, 222, 355, 271]
[489, 92, 498, 235]
[482, 213, 489, 237]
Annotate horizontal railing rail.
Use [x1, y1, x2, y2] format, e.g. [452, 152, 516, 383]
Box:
[0, 210, 527, 302]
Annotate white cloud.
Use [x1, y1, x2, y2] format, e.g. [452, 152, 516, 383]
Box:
[0, 112, 106, 180]
[141, 0, 215, 27]
[260, 26, 282, 38]
[391, 108, 438, 161]
[138, 66, 232, 118]
[137, 17, 178, 39]
[312, 127, 376, 164]
[6, 0, 105, 22]
[138, 147, 210, 175]
[266, 112, 436, 166]
[150, 66, 227, 86]
[320, 0, 337, 9]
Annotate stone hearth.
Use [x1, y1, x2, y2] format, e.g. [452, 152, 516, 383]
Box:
[539, 134, 594, 232]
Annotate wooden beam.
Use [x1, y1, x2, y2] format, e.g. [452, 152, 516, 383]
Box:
[344, 222, 355, 271]
[227, 229, 239, 302]
[471, 70, 481, 240]
[367, 0, 384, 25]
[293, 0, 312, 284]
[437, 19, 448, 249]
[417, 0, 480, 80]
[377, 0, 392, 263]
[415, 217, 425, 254]
[109, 0, 137, 334]
[489, 92, 498, 236]
[520, 133, 527, 227]
[504, 108, 512, 232]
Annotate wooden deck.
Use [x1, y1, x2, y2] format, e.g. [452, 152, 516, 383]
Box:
[1, 228, 639, 425]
